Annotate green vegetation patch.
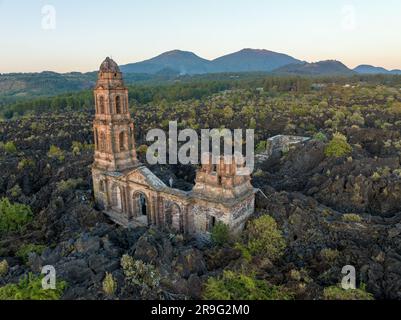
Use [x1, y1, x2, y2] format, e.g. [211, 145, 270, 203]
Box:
[203, 270, 293, 300]
[0, 198, 33, 233]
[0, 273, 66, 300]
[323, 284, 374, 300]
[324, 133, 352, 158]
[16, 244, 46, 263]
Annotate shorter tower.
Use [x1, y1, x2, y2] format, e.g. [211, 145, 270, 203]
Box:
[93, 57, 137, 172]
[190, 154, 255, 235]
[192, 154, 253, 200]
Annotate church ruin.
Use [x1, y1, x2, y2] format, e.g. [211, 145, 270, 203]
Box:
[92, 57, 255, 236]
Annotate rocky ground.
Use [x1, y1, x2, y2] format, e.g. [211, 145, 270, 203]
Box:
[1, 111, 401, 299]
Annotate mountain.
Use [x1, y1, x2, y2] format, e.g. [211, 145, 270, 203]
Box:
[354, 64, 401, 75]
[274, 60, 355, 76]
[0, 72, 96, 99]
[210, 48, 302, 73]
[121, 48, 302, 75]
[120, 50, 210, 75]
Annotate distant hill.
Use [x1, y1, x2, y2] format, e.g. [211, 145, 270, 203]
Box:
[2, 49, 401, 102]
[0, 72, 96, 99]
[274, 60, 355, 76]
[120, 50, 211, 75]
[121, 48, 301, 75]
[354, 64, 401, 75]
[210, 48, 301, 73]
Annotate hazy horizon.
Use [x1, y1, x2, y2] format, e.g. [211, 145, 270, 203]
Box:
[1, 0, 400, 73]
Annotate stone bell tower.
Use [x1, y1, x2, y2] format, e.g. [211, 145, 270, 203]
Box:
[92, 57, 138, 172]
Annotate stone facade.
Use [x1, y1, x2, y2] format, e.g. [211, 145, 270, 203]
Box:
[92, 58, 255, 236]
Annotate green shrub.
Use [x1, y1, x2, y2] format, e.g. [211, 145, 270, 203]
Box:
[0, 198, 33, 233]
[17, 158, 35, 170]
[120, 254, 160, 290]
[102, 272, 117, 297]
[0, 273, 66, 300]
[342, 214, 363, 223]
[324, 133, 352, 158]
[4, 142, 17, 154]
[255, 141, 267, 154]
[47, 145, 65, 161]
[313, 132, 327, 142]
[0, 260, 9, 277]
[16, 244, 46, 263]
[71, 141, 83, 155]
[137, 145, 148, 156]
[56, 178, 84, 193]
[9, 184, 22, 198]
[234, 243, 252, 263]
[323, 284, 374, 300]
[320, 248, 340, 264]
[211, 222, 231, 246]
[246, 215, 286, 261]
[203, 270, 293, 300]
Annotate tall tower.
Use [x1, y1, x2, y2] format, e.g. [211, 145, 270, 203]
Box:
[93, 57, 138, 172]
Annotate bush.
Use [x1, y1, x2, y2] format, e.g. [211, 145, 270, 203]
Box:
[56, 178, 84, 193]
[9, 184, 22, 198]
[120, 254, 160, 290]
[211, 222, 230, 246]
[71, 141, 83, 155]
[255, 141, 267, 154]
[4, 141, 17, 154]
[323, 284, 374, 300]
[102, 272, 117, 297]
[47, 145, 65, 161]
[313, 132, 327, 142]
[245, 215, 286, 261]
[0, 260, 9, 277]
[16, 244, 46, 263]
[324, 133, 352, 158]
[0, 198, 33, 233]
[0, 273, 66, 300]
[203, 270, 293, 300]
[320, 248, 340, 264]
[342, 214, 362, 223]
[234, 243, 252, 262]
[17, 158, 35, 170]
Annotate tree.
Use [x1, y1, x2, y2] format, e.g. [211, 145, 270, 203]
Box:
[0, 198, 32, 233]
[324, 133, 352, 158]
[245, 215, 286, 261]
[211, 222, 230, 246]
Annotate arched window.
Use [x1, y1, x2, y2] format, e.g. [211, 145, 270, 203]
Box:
[112, 185, 122, 210]
[132, 192, 149, 220]
[119, 131, 126, 151]
[99, 131, 106, 152]
[116, 96, 121, 114]
[99, 96, 105, 114]
[95, 128, 99, 149]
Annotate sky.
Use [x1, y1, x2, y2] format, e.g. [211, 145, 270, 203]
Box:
[0, 0, 400, 73]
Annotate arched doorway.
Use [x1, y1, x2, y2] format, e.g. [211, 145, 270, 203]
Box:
[132, 192, 150, 224]
[164, 202, 183, 233]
